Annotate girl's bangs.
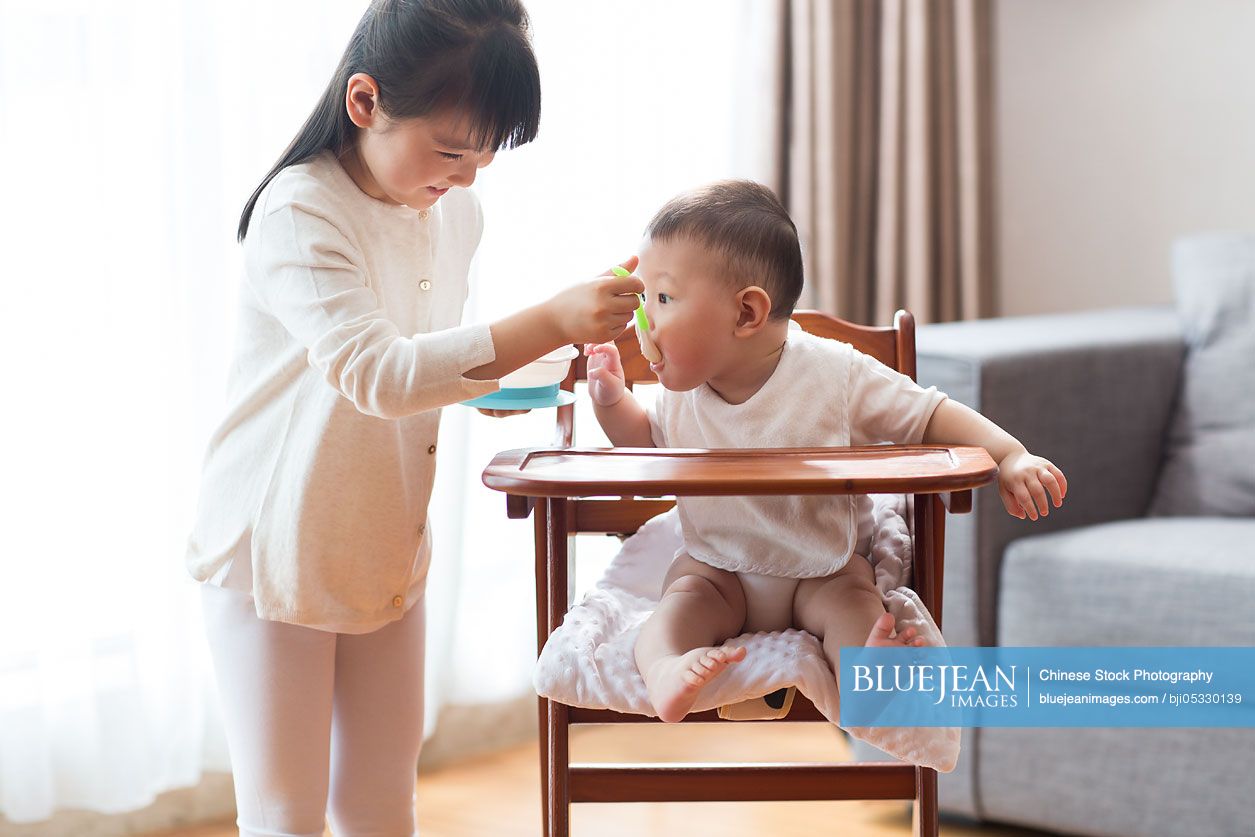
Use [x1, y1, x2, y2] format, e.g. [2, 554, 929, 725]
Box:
[442, 28, 541, 152]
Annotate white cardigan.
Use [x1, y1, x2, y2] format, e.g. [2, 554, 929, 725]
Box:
[186, 152, 498, 632]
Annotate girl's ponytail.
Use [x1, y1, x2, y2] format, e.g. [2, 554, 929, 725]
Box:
[237, 0, 541, 242]
[237, 61, 356, 242]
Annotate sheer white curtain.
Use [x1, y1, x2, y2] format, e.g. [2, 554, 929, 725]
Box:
[0, 0, 779, 826]
[0, 0, 371, 824]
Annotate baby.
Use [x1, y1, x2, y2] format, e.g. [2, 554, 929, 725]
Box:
[587, 180, 1067, 723]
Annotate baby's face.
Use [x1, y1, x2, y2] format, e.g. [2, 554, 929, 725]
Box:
[636, 237, 741, 392]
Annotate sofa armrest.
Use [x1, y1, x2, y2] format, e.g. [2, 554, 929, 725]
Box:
[917, 305, 1183, 646]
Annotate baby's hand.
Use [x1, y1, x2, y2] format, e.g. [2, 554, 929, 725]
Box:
[998, 450, 1068, 520]
[585, 341, 626, 406]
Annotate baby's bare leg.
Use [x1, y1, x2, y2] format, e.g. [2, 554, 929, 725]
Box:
[634, 553, 747, 723]
[792, 555, 925, 682]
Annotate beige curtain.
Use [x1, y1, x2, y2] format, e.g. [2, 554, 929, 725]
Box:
[784, 0, 996, 324]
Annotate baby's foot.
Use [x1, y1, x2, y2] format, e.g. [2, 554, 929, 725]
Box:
[644, 645, 747, 723]
[865, 611, 928, 648]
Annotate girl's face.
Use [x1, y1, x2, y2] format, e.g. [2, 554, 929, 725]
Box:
[637, 237, 741, 392]
[356, 110, 495, 209]
[344, 75, 495, 210]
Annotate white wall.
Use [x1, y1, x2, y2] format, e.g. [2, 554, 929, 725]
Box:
[995, 0, 1255, 316]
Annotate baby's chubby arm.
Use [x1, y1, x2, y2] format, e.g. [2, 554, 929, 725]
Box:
[586, 341, 655, 448]
[922, 399, 1068, 520]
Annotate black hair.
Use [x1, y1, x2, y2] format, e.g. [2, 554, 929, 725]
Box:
[238, 0, 541, 241]
[644, 180, 804, 319]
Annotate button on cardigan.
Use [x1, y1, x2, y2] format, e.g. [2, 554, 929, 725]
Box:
[186, 152, 499, 632]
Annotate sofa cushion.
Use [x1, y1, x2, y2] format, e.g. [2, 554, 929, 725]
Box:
[987, 518, 1255, 837]
[1149, 232, 1255, 517]
[998, 518, 1255, 646]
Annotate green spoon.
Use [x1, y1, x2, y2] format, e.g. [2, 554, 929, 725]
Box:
[611, 266, 661, 363]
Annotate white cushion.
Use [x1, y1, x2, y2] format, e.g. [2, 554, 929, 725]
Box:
[1150, 232, 1255, 516]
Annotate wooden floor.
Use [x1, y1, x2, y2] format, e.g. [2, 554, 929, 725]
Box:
[153, 723, 1047, 837]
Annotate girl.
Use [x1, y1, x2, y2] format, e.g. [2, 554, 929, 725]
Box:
[186, 1, 643, 834]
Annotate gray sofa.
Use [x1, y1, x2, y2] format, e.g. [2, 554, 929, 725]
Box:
[852, 302, 1255, 837]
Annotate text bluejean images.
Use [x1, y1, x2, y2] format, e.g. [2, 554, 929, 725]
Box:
[839, 647, 1255, 727]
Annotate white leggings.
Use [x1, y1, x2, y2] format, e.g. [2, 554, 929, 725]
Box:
[201, 583, 426, 837]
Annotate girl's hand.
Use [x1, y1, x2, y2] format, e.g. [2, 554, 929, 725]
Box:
[585, 341, 626, 407]
[548, 257, 645, 345]
[477, 408, 530, 418]
[997, 450, 1068, 520]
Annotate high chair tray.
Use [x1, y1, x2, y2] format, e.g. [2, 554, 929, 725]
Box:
[482, 444, 997, 498]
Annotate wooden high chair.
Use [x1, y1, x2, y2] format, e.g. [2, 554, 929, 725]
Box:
[482, 310, 998, 837]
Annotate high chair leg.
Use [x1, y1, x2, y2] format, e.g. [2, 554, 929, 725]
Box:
[548, 700, 571, 837]
[913, 766, 939, 837]
[534, 502, 552, 837]
[543, 497, 573, 837]
[538, 696, 551, 836]
[911, 493, 942, 837]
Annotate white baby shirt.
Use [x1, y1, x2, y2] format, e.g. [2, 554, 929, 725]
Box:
[647, 328, 947, 578]
[186, 151, 499, 632]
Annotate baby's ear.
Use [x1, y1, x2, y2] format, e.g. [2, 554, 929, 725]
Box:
[734, 286, 772, 334]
